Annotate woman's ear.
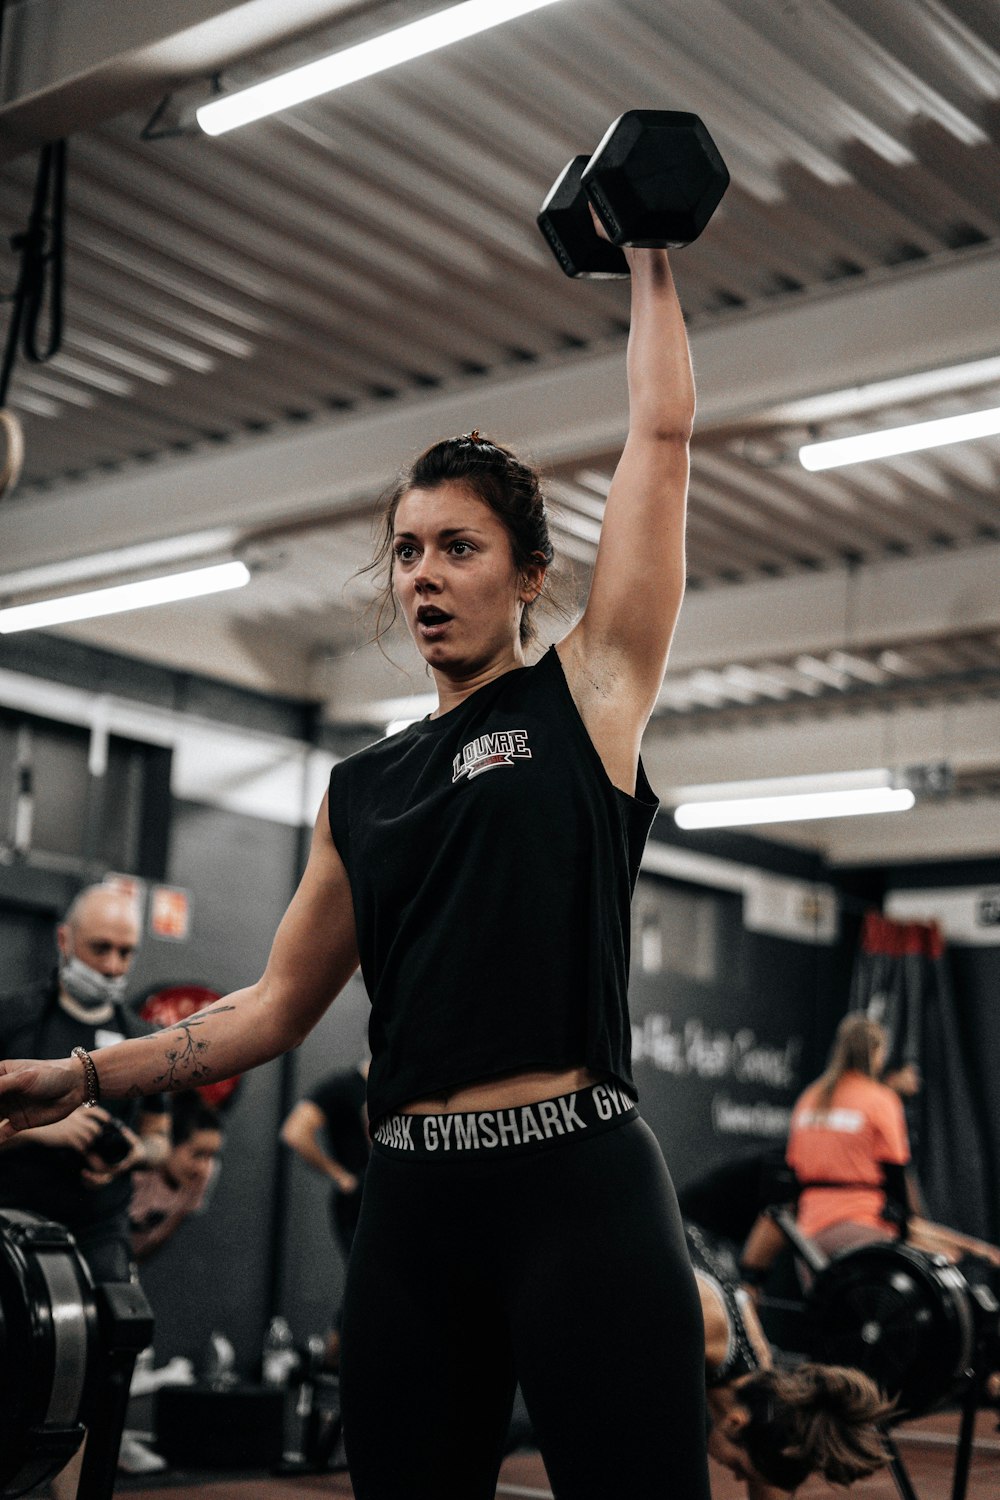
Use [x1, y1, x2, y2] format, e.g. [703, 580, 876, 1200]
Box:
[721, 1404, 752, 1438]
[519, 556, 547, 604]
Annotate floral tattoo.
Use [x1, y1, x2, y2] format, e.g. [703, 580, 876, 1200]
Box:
[153, 1006, 236, 1091]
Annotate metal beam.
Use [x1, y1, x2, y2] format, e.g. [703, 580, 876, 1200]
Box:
[668, 541, 1000, 672]
[2, 245, 998, 581]
[641, 696, 998, 795]
[773, 796, 1000, 868]
[0, 0, 372, 158]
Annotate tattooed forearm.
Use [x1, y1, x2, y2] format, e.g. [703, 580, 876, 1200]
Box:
[152, 1005, 237, 1091]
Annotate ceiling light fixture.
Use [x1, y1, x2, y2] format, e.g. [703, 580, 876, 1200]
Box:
[0, 561, 251, 634]
[799, 404, 1000, 471]
[674, 786, 915, 830]
[669, 769, 926, 830]
[197, 0, 566, 136]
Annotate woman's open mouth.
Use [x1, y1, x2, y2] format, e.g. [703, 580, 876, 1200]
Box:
[416, 605, 453, 639]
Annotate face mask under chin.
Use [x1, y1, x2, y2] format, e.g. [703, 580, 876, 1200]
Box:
[59, 955, 128, 1009]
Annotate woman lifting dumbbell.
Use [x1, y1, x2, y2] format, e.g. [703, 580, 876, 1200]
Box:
[0, 114, 719, 1500]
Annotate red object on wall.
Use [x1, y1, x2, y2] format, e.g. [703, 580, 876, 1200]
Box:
[139, 984, 242, 1109]
[860, 910, 944, 961]
[149, 886, 191, 941]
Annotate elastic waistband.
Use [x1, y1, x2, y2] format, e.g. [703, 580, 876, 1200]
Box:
[372, 1082, 638, 1160]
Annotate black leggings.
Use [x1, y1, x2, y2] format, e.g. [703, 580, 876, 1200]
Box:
[341, 1090, 710, 1500]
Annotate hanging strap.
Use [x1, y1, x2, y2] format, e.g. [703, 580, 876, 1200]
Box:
[0, 139, 66, 407]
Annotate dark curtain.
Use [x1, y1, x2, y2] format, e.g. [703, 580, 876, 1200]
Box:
[850, 911, 996, 1241]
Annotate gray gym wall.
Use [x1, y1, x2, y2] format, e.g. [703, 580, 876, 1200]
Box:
[630, 880, 842, 1201]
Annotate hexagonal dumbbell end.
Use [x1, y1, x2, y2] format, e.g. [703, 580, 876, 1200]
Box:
[582, 110, 729, 249]
[537, 156, 631, 278]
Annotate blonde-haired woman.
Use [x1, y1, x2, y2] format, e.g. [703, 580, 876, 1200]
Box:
[786, 1015, 1000, 1268]
[786, 1015, 909, 1259]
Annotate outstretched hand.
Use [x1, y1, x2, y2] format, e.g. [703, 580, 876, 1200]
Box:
[0, 1058, 85, 1139]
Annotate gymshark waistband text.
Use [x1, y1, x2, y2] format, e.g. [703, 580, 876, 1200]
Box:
[374, 1083, 635, 1152]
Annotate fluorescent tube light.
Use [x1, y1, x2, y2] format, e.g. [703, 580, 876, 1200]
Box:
[799, 405, 1000, 471]
[0, 561, 251, 634]
[674, 786, 916, 830]
[671, 769, 893, 804]
[197, 0, 566, 136]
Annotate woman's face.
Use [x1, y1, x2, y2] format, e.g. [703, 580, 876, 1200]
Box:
[706, 1386, 787, 1490]
[706, 1416, 759, 1483]
[392, 482, 540, 675]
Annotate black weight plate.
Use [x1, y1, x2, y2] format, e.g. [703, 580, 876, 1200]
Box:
[807, 1243, 974, 1418]
[537, 157, 630, 278]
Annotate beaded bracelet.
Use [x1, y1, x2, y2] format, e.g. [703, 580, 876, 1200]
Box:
[70, 1045, 101, 1108]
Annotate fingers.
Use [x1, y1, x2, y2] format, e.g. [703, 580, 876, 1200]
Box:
[81, 1166, 115, 1189]
[588, 203, 611, 243]
[0, 1063, 40, 1096]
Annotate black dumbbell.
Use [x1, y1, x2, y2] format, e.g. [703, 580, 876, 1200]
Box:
[537, 110, 729, 278]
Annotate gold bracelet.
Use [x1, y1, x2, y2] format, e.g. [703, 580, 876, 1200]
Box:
[70, 1046, 101, 1107]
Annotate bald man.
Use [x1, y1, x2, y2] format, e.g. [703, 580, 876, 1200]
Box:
[0, 884, 170, 1283]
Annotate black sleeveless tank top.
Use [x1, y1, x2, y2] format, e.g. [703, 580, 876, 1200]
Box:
[327, 646, 658, 1127]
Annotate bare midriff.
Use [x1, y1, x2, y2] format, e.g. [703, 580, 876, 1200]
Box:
[400, 1064, 606, 1115]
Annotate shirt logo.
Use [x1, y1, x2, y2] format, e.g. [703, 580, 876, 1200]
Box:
[452, 729, 531, 783]
[797, 1107, 864, 1133]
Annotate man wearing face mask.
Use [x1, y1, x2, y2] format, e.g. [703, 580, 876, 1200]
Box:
[0, 883, 171, 1284]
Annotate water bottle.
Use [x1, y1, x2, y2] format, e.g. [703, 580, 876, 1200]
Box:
[204, 1330, 237, 1389]
[262, 1315, 296, 1387]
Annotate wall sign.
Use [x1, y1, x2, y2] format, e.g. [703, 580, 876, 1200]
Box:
[150, 885, 191, 941]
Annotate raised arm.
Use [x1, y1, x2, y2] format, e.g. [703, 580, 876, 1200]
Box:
[0, 794, 359, 1135]
[558, 245, 694, 785]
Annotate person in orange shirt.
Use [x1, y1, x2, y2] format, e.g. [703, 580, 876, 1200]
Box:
[776, 1014, 1000, 1269]
[787, 1015, 908, 1258]
[738, 1014, 1000, 1298]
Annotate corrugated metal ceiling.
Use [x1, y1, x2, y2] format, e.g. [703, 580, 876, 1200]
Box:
[1, 0, 999, 742]
[3, 0, 999, 485]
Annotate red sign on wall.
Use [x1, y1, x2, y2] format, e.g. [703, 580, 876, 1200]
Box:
[150, 885, 191, 941]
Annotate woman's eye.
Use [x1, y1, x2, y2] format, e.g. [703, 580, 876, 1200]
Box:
[450, 541, 473, 555]
[394, 544, 416, 561]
